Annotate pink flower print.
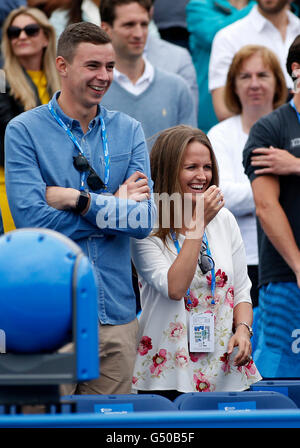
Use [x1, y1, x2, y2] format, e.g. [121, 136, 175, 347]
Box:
[138, 336, 152, 356]
[132, 376, 138, 385]
[184, 291, 199, 311]
[190, 352, 207, 362]
[206, 269, 228, 288]
[204, 294, 220, 306]
[225, 287, 234, 308]
[220, 352, 231, 373]
[238, 358, 257, 378]
[150, 349, 168, 377]
[168, 321, 185, 339]
[175, 348, 189, 368]
[193, 371, 212, 392]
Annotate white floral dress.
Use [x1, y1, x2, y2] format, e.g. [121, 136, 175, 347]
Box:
[131, 208, 262, 392]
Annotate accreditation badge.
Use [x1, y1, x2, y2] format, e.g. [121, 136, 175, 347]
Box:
[189, 312, 214, 352]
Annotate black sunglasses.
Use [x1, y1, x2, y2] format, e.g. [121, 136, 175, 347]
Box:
[198, 241, 215, 274]
[73, 154, 105, 191]
[7, 23, 41, 40]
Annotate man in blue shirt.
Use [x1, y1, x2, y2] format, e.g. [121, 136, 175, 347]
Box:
[5, 22, 156, 394]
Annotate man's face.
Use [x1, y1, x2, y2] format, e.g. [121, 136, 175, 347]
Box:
[103, 2, 149, 60]
[59, 42, 115, 109]
[257, 0, 288, 15]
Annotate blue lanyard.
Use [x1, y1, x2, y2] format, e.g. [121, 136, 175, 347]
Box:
[170, 231, 216, 305]
[47, 100, 110, 191]
[290, 98, 300, 123]
[202, 232, 216, 304]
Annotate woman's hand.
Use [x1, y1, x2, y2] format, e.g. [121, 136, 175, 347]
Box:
[227, 325, 252, 367]
[204, 185, 225, 227]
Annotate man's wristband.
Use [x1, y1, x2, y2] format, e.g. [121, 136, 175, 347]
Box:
[75, 190, 90, 214]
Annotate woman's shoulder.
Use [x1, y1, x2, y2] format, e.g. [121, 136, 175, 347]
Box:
[208, 115, 241, 137]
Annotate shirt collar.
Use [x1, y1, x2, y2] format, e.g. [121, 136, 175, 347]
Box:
[250, 4, 299, 32]
[113, 57, 154, 86]
[49, 91, 101, 130]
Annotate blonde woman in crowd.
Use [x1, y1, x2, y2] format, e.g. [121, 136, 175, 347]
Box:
[0, 6, 60, 232]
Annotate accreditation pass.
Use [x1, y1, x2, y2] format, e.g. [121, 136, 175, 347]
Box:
[189, 313, 214, 352]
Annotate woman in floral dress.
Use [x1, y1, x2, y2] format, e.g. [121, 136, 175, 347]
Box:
[131, 125, 261, 399]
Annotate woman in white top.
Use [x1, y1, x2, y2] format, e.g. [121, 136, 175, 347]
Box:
[207, 45, 287, 307]
[131, 125, 261, 399]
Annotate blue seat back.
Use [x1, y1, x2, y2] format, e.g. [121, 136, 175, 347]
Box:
[251, 380, 300, 408]
[174, 391, 298, 411]
[61, 394, 177, 414]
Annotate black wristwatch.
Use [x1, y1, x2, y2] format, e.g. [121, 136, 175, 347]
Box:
[75, 190, 90, 214]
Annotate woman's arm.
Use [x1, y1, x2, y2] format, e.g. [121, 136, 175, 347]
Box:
[167, 185, 225, 300]
[227, 302, 253, 366]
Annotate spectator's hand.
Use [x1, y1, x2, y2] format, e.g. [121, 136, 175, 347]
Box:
[251, 146, 300, 176]
[204, 185, 225, 227]
[227, 325, 252, 367]
[114, 171, 150, 202]
[46, 186, 79, 210]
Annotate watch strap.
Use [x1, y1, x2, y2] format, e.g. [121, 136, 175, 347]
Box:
[75, 190, 90, 214]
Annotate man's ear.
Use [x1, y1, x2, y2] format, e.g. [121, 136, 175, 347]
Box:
[101, 21, 112, 36]
[291, 61, 300, 74]
[56, 56, 68, 77]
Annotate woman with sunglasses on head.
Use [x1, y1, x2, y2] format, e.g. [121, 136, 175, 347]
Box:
[131, 125, 261, 399]
[0, 6, 60, 232]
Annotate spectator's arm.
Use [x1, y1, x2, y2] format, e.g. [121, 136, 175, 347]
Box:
[186, 0, 255, 50]
[251, 175, 300, 287]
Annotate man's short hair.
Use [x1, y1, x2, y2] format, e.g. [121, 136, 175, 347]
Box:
[100, 0, 152, 25]
[57, 21, 112, 62]
[286, 34, 300, 78]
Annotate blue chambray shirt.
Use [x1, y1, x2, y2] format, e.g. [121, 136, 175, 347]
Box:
[5, 92, 156, 325]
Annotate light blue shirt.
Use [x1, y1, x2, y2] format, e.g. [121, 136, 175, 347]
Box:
[5, 92, 156, 325]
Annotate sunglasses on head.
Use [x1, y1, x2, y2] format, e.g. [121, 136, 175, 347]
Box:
[73, 154, 105, 191]
[7, 23, 41, 40]
[198, 240, 215, 274]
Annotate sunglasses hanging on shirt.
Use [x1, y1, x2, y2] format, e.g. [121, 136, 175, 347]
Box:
[73, 154, 105, 191]
[198, 240, 215, 274]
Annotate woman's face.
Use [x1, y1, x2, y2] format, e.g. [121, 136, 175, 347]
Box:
[179, 140, 213, 203]
[234, 52, 276, 111]
[9, 14, 48, 62]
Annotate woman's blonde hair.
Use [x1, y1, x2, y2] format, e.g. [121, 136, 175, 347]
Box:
[225, 44, 287, 114]
[150, 125, 219, 244]
[1, 6, 60, 110]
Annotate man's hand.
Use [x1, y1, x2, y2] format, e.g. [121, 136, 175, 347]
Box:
[251, 146, 300, 176]
[114, 171, 150, 202]
[46, 186, 79, 210]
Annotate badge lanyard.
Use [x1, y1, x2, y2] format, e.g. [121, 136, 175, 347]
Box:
[202, 232, 216, 305]
[290, 98, 300, 123]
[48, 100, 110, 191]
[170, 230, 216, 306]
